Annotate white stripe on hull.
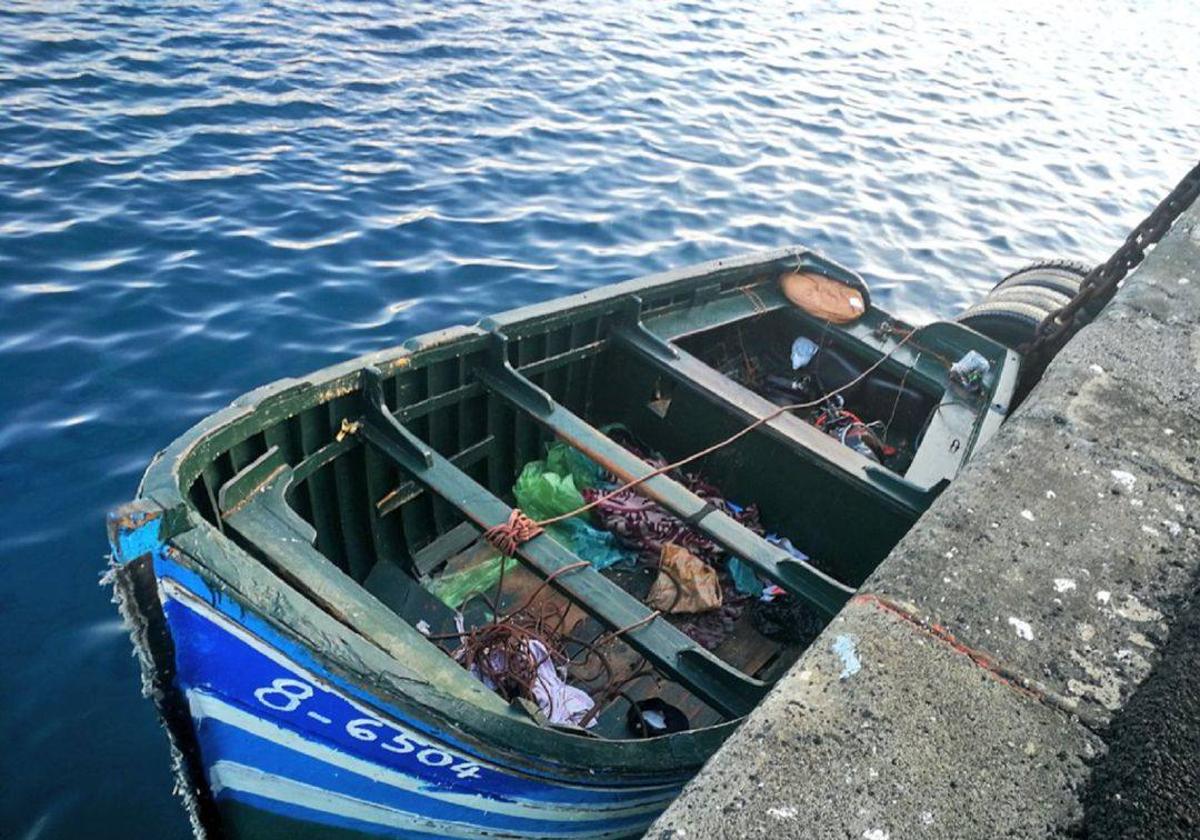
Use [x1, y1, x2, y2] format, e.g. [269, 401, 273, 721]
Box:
[209, 761, 645, 840]
[189, 689, 672, 821]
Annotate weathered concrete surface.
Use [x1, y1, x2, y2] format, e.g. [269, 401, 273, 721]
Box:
[651, 201, 1200, 839]
[1084, 581, 1200, 839]
[649, 599, 1101, 839]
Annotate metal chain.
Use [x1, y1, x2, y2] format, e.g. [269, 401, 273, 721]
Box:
[1023, 160, 1200, 360]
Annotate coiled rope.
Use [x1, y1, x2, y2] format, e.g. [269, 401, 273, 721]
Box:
[483, 509, 545, 557]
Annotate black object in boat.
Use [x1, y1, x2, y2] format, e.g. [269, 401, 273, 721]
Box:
[628, 698, 690, 737]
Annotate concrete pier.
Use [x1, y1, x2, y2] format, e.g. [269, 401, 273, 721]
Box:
[650, 200, 1200, 838]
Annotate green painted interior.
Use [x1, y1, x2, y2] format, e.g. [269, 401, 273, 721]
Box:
[149, 249, 1012, 744]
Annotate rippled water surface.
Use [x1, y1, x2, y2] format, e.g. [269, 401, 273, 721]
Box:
[1, 1, 1197, 836]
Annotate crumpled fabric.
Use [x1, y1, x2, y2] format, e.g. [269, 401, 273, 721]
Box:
[750, 595, 823, 645]
[646, 543, 723, 614]
[677, 602, 742, 650]
[583, 483, 720, 561]
[766, 533, 808, 562]
[468, 638, 595, 728]
[582, 456, 765, 564]
[747, 537, 821, 644]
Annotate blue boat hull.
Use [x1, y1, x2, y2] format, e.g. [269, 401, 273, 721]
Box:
[127, 552, 688, 839]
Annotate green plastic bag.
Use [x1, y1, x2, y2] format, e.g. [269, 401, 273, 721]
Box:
[427, 554, 516, 609]
[544, 441, 604, 491]
[514, 461, 585, 521]
[513, 457, 630, 571]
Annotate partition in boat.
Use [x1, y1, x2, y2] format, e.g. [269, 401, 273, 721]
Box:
[107, 247, 1018, 839]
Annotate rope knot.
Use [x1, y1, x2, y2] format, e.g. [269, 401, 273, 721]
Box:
[484, 509, 544, 556]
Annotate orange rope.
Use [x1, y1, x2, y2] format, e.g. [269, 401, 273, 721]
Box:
[483, 509, 544, 556]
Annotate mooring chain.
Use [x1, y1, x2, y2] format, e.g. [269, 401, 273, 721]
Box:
[1024, 160, 1200, 360]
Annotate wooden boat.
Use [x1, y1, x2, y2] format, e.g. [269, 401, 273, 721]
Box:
[107, 248, 1019, 839]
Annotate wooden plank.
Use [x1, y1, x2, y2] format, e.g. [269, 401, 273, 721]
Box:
[411, 521, 480, 577]
[328, 398, 375, 583]
[362, 561, 459, 639]
[518, 337, 606, 382]
[709, 611, 782, 679]
[392, 381, 485, 425]
[363, 443, 404, 567]
[217, 445, 287, 515]
[298, 407, 347, 571]
[376, 435, 496, 519]
[425, 360, 459, 536]
[214, 445, 315, 553]
[262, 421, 295, 464]
[228, 436, 260, 474]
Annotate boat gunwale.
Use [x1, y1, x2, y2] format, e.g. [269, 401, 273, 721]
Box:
[138, 246, 956, 528]
[116, 245, 1016, 766]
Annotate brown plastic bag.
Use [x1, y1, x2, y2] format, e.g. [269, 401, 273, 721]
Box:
[779, 271, 866, 324]
[646, 543, 723, 614]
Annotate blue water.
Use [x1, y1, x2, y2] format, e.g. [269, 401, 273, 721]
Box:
[0, 1, 1196, 836]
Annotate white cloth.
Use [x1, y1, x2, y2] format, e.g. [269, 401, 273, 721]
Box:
[468, 639, 595, 727]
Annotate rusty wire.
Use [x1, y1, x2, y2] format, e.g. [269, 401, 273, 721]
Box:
[451, 618, 563, 706]
[430, 553, 670, 722]
[443, 599, 659, 724]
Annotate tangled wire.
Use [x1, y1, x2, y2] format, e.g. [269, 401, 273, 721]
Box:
[452, 614, 568, 705]
[431, 556, 669, 726]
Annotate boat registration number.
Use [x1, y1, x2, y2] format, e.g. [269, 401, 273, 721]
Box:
[252, 677, 484, 780]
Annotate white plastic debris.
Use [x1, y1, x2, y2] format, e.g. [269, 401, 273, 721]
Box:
[1110, 470, 1137, 492]
[641, 710, 667, 730]
[790, 336, 819, 369]
[1008, 617, 1034, 640]
[950, 350, 990, 391]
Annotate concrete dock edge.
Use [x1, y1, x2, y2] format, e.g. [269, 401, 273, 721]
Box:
[649, 200, 1200, 839]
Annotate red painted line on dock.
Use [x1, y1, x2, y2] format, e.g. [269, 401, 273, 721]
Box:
[852, 593, 1044, 702]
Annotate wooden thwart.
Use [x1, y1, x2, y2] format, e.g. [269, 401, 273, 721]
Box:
[476, 361, 855, 617]
[357, 366, 767, 718]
